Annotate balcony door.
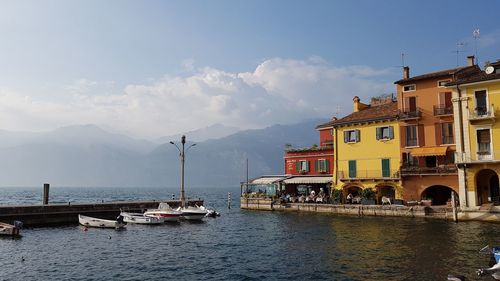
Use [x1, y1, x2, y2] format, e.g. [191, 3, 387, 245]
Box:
[475, 90, 487, 116]
[477, 128, 492, 160]
[404, 96, 417, 113]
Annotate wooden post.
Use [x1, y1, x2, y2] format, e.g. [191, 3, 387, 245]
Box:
[227, 192, 231, 209]
[43, 183, 50, 205]
[451, 190, 458, 222]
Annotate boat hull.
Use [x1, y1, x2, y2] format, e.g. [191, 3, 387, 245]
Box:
[78, 214, 125, 229]
[0, 222, 20, 236]
[178, 206, 208, 221]
[121, 212, 165, 224]
[143, 210, 182, 222]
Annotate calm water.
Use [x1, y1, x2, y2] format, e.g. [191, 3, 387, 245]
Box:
[0, 186, 499, 281]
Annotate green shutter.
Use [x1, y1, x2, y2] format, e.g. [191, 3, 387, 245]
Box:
[376, 127, 381, 140]
[315, 160, 319, 172]
[382, 159, 390, 177]
[344, 131, 348, 143]
[389, 126, 394, 139]
[305, 161, 310, 172]
[326, 160, 330, 172]
[296, 161, 301, 172]
[355, 130, 360, 142]
[348, 160, 356, 178]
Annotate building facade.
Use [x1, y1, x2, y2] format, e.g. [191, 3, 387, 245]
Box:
[319, 95, 402, 203]
[450, 60, 500, 208]
[395, 57, 479, 205]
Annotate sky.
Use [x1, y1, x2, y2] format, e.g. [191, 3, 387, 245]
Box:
[0, 0, 499, 139]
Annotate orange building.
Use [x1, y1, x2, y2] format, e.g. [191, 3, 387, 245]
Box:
[395, 56, 480, 205]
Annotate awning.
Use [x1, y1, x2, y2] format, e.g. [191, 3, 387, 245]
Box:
[410, 146, 448, 157]
[249, 176, 286, 185]
[283, 176, 332, 184]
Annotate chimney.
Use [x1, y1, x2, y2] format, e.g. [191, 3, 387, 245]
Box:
[467, 55, 475, 66]
[353, 96, 361, 112]
[403, 66, 410, 79]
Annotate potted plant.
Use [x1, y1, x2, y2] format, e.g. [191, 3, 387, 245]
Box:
[332, 189, 342, 204]
[361, 188, 376, 205]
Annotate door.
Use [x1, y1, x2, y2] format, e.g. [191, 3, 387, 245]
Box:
[348, 160, 357, 178]
[475, 90, 487, 115]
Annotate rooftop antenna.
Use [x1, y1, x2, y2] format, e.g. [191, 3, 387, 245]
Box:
[401, 53, 406, 67]
[473, 29, 480, 64]
[335, 104, 341, 118]
[454, 42, 466, 66]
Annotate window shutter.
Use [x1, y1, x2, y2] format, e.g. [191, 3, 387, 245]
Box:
[296, 162, 301, 172]
[418, 124, 425, 146]
[344, 131, 348, 143]
[435, 123, 442, 145]
[376, 127, 381, 140]
[315, 160, 319, 172]
[389, 126, 394, 139]
[404, 97, 410, 111]
[326, 160, 330, 172]
[400, 126, 407, 147]
[355, 130, 360, 142]
[305, 161, 310, 172]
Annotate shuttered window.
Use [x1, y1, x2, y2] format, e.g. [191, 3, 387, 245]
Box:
[348, 160, 357, 178]
[344, 130, 360, 143]
[376, 126, 394, 140]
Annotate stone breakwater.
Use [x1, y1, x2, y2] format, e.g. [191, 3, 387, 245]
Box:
[240, 197, 500, 223]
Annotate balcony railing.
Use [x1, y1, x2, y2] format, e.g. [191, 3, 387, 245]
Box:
[398, 108, 422, 120]
[433, 104, 453, 116]
[338, 170, 400, 180]
[455, 150, 500, 163]
[469, 105, 495, 121]
[400, 165, 457, 176]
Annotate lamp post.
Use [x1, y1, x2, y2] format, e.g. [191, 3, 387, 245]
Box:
[170, 135, 196, 208]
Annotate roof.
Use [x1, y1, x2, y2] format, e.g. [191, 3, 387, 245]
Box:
[316, 101, 398, 129]
[394, 65, 479, 84]
[447, 65, 500, 86]
[246, 176, 286, 185]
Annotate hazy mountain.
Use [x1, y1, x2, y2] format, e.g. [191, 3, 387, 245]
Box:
[0, 119, 324, 187]
[156, 123, 240, 143]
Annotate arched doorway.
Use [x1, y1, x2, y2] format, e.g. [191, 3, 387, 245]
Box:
[343, 184, 362, 204]
[421, 185, 457, 206]
[376, 185, 395, 204]
[476, 169, 500, 205]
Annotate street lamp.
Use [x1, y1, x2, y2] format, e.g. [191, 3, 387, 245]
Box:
[170, 135, 196, 208]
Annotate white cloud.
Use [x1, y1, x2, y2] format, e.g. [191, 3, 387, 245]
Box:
[0, 57, 395, 139]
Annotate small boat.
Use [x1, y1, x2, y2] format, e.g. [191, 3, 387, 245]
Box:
[120, 212, 165, 224]
[78, 214, 126, 229]
[0, 221, 22, 237]
[477, 245, 500, 279]
[177, 205, 208, 221]
[144, 203, 183, 222]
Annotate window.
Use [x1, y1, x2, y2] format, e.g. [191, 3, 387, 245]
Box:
[344, 130, 360, 143]
[403, 84, 416, 92]
[477, 129, 491, 155]
[348, 160, 357, 178]
[376, 126, 394, 140]
[405, 125, 418, 147]
[315, 159, 330, 173]
[441, 123, 454, 144]
[296, 160, 310, 172]
[438, 80, 451, 87]
[475, 90, 488, 116]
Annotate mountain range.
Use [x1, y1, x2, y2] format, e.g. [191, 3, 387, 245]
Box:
[0, 119, 324, 188]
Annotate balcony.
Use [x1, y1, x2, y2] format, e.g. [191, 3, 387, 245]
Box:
[433, 104, 453, 116]
[398, 108, 422, 121]
[455, 150, 500, 164]
[338, 170, 400, 180]
[400, 165, 457, 176]
[469, 105, 495, 123]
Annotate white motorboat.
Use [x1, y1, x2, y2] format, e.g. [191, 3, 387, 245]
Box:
[177, 205, 208, 221]
[144, 203, 183, 222]
[78, 214, 126, 229]
[0, 221, 21, 236]
[120, 212, 165, 224]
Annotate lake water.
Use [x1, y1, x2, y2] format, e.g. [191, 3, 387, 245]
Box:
[0, 186, 499, 280]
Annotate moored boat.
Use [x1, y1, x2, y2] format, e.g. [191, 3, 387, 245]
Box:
[0, 221, 21, 237]
[120, 212, 165, 224]
[78, 214, 126, 229]
[144, 203, 182, 222]
[177, 205, 208, 221]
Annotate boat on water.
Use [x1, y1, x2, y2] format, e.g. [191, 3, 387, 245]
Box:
[177, 205, 208, 221]
[120, 212, 165, 224]
[0, 221, 22, 237]
[144, 203, 183, 222]
[78, 214, 126, 229]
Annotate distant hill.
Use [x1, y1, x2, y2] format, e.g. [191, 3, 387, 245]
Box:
[156, 123, 240, 143]
[0, 120, 324, 187]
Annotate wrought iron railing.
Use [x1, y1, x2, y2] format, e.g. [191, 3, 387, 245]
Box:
[469, 105, 495, 120]
[400, 165, 457, 176]
[398, 108, 422, 120]
[455, 150, 500, 163]
[433, 104, 453, 116]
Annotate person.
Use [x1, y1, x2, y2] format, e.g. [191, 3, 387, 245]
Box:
[347, 193, 353, 204]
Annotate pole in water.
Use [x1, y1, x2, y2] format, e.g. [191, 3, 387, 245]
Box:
[228, 192, 231, 209]
[43, 183, 50, 205]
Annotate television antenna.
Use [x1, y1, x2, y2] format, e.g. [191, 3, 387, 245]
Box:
[473, 29, 480, 64]
[453, 42, 466, 66]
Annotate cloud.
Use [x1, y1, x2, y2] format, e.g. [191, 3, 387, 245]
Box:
[0, 57, 395, 139]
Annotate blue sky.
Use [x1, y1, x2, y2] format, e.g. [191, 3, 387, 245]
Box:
[0, 0, 499, 138]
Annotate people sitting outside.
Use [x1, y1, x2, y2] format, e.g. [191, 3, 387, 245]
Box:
[280, 193, 287, 204]
[290, 194, 297, 203]
[347, 193, 353, 204]
[298, 194, 306, 203]
[285, 193, 291, 202]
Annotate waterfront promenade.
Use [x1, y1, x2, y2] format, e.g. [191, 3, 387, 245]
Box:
[241, 197, 500, 223]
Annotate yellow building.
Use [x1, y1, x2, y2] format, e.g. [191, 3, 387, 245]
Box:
[450, 60, 500, 208]
[318, 95, 402, 203]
